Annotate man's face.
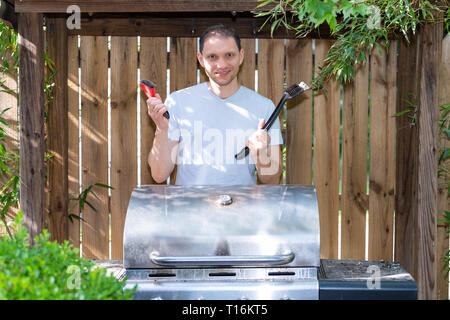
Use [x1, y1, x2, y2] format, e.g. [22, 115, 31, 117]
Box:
[197, 36, 244, 88]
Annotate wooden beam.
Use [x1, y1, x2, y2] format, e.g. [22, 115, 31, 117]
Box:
[396, 18, 442, 300]
[18, 12, 45, 243]
[61, 12, 329, 39]
[15, 0, 270, 13]
[46, 17, 69, 243]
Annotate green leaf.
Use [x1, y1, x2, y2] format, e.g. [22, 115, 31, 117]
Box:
[257, 0, 275, 8]
[94, 183, 114, 190]
[392, 109, 412, 117]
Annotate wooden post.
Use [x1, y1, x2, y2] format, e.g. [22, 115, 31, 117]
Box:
[46, 17, 68, 243]
[18, 12, 45, 242]
[396, 20, 442, 299]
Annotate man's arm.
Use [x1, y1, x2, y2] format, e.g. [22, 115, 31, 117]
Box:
[255, 144, 282, 184]
[246, 119, 282, 185]
[148, 130, 178, 184]
[146, 93, 178, 183]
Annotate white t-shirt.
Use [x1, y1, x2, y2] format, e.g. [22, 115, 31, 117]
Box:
[166, 82, 283, 185]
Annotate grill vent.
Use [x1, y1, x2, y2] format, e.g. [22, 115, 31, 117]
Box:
[268, 271, 296, 276]
[148, 273, 176, 278]
[208, 272, 236, 277]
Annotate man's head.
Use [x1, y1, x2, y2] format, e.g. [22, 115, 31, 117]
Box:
[197, 24, 244, 90]
[199, 24, 241, 53]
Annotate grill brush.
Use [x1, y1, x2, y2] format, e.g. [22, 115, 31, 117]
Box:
[235, 81, 311, 160]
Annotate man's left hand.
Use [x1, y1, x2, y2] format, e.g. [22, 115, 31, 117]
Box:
[246, 119, 271, 162]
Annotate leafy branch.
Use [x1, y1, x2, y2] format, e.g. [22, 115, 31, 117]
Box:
[256, 0, 449, 91]
[68, 183, 114, 223]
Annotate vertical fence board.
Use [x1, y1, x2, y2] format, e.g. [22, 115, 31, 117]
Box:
[257, 39, 284, 105]
[415, 20, 441, 300]
[46, 18, 69, 243]
[341, 59, 369, 260]
[368, 43, 397, 261]
[170, 37, 197, 91]
[239, 38, 255, 90]
[169, 37, 197, 184]
[110, 36, 138, 259]
[80, 36, 109, 259]
[140, 37, 167, 185]
[67, 35, 80, 248]
[314, 40, 340, 259]
[395, 38, 419, 279]
[257, 39, 284, 185]
[437, 33, 449, 300]
[285, 39, 313, 184]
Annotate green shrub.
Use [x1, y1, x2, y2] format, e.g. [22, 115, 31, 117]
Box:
[0, 212, 135, 300]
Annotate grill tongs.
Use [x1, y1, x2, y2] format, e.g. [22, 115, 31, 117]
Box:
[235, 82, 311, 160]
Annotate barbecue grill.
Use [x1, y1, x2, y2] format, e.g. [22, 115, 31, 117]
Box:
[123, 185, 417, 300]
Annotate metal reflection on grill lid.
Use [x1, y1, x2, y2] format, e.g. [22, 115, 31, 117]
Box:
[123, 185, 320, 269]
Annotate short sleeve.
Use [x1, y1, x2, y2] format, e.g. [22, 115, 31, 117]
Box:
[165, 93, 181, 142]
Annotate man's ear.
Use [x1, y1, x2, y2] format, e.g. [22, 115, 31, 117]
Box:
[197, 51, 205, 68]
[239, 48, 245, 66]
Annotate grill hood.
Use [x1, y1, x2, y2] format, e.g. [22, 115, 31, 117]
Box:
[123, 185, 320, 269]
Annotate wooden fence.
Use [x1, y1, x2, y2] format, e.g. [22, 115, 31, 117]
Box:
[66, 35, 399, 262]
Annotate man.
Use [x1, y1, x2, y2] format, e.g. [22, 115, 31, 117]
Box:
[147, 24, 283, 185]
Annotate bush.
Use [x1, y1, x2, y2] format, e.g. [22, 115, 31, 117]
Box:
[0, 212, 135, 300]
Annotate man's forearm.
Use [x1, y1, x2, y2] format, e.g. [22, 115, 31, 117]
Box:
[148, 129, 177, 183]
[255, 146, 282, 184]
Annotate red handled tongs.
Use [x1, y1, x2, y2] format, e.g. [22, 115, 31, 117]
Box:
[140, 80, 169, 120]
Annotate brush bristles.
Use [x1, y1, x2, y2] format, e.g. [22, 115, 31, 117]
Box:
[140, 79, 156, 88]
[285, 81, 311, 98]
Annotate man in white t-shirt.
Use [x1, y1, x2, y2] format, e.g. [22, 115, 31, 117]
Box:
[146, 24, 283, 185]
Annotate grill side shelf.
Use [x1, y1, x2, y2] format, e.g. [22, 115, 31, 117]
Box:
[318, 259, 417, 300]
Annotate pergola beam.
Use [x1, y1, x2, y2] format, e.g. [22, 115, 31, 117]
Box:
[15, 0, 270, 13]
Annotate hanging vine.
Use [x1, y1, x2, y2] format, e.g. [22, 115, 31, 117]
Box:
[256, 0, 449, 91]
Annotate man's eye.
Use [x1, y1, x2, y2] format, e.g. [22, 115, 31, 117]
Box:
[226, 53, 234, 57]
[209, 55, 216, 59]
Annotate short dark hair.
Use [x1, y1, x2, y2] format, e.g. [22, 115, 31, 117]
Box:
[199, 24, 241, 53]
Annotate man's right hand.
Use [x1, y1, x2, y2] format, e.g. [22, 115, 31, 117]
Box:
[146, 93, 169, 132]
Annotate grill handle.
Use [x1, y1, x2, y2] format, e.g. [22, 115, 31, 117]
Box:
[150, 251, 295, 266]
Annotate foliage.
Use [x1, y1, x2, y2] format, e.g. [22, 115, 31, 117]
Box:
[438, 103, 450, 189]
[256, 0, 449, 91]
[0, 21, 19, 238]
[68, 183, 114, 223]
[437, 103, 450, 277]
[438, 210, 450, 275]
[0, 211, 135, 300]
[0, 20, 18, 74]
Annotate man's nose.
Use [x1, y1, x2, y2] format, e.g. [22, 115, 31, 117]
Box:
[216, 56, 227, 68]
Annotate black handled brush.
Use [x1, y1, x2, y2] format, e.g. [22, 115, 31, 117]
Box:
[235, 82, 311, 160]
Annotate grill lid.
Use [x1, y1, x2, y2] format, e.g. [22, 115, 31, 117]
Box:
[123, 185, 320, 269]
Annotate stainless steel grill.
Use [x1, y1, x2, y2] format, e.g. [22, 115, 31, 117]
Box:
[122, 184, 418, 300]
[123, 185, 321, 300]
